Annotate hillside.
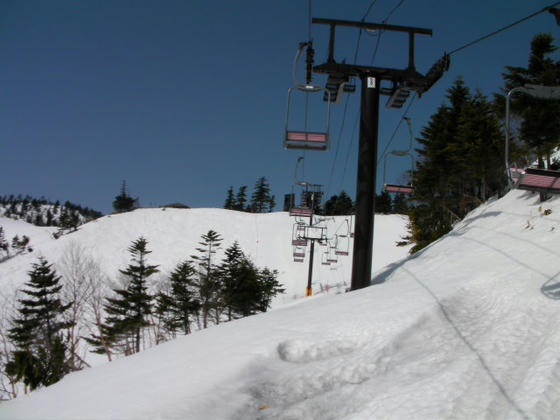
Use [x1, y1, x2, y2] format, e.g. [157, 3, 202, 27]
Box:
[1, 189, 559, 419]
[0, 208, 411, 304]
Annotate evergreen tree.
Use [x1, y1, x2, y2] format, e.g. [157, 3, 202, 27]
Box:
[164, 260, 201, 334]
[218, 242, 284, 319]
[11, 235, 30, 255]
[112, 180, 136, 213]
[250, 177, 275, 213]
[409, 78, 505, 252]
[376, 191, 393, 214]
[0, 227, 8, 257]
[256, 268, 284, 312]
[392, 193, 409, 214]
[234, 186, 248, 211]
[218, 242, 259, 320]
[496, 33, 560, 168]
[94, 237, 158, 356]
[191, 230, 222, 328]
[324, 191, 354, 215]
[5, 258, 73, 391]
[224, 187, 235, 210]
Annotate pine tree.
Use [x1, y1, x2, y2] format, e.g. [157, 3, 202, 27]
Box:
[112, 180, 136, 213]
[191, 230, 222, 328]
[324, 191, 354, 215]
[218, 242, 257, 320]
[256, 268, 284, 312]
[250, 177, 275, 213]
[392, 193, 409, 214]
[496, 33, 560, 168]
[96, 237, 158, 355]
[5, 258, 73, 391]
[376, 191, 393, 214]
[224, 187, 235, 210]
[0, 227, 8, 257]
[408, 78, 505, 252]
[162, 260, 201, 335]
[218, 242, 284, 319]
[234, 186, 248, 211]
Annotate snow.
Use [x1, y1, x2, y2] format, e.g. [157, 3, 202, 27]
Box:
[0, 208, 411, 304]
[2, 190, 560, 419]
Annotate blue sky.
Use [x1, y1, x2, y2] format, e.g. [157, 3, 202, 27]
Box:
[1, 0, 558, 214]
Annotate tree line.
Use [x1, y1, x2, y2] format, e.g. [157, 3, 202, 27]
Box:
[0, 233, 283, 398]
[406, 33, 560, 252]
[0, 195, 102, 228]
[224, 177, 276, 213]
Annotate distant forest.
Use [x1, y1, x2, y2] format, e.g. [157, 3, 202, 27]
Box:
[0, 194, 103, 228]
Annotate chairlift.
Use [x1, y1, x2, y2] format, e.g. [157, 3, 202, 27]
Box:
[284, 43, 332, 151]
[516, 167, 560, 194]
[293, 244, 306, 262]
[334, 234, 350, 256]
[326, 240, 338, 263]
[348, 216, 355, 238]
[321, 251, 331, 265]
[292, 223, 307, 246]
[382, 117, 415, 194]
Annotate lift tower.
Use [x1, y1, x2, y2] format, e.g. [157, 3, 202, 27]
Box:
[311, 18, 448, 290]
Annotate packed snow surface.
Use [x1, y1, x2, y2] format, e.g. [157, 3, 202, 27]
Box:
[2, 190, 560, 419]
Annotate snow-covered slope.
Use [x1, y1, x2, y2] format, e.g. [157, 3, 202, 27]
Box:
[3, 190, 560, 419]
[0, 208, 411, 303]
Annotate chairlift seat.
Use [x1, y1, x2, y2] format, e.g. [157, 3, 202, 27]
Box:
[292, 239, 307, 246]
[293, 252, 306, 258]
[285, 131, 329, 151]
[517, 168, 560, 194]
[385, 184, 414, 194]
[335, 251, 349, 256]
[294, 258, 304, 263]
[290, 206, 313, 217]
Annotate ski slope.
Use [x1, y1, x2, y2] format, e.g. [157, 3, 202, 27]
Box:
[2, 190, 560, 419]
[0, 208, 410, 304]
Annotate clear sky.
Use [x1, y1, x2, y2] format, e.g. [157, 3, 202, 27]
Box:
[1, 0, 558, 214]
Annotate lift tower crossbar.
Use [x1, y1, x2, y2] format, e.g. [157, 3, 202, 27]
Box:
[311, 18, 436, 291]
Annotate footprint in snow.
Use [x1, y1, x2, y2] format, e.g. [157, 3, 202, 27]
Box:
[277, 339, 357, 363]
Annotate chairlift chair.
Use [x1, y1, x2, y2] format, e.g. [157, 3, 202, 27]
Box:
[284, 43, 332, 151]
[382, 117, 415, 194]
[292, 223, 307, 246]
[334, 234, 350, 256]
[321, 251, 331, 265]
[516, 167, 560, 194]
[293, 244, 306, 263]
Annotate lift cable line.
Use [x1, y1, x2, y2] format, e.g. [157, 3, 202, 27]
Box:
[449, 2, 560, 56]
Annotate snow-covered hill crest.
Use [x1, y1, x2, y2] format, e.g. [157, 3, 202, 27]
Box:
[0, 208, 411, 302]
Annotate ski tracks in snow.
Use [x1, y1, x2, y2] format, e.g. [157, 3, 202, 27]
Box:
[230, 277, 560, 419]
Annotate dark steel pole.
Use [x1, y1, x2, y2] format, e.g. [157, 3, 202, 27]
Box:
[350, 75, 380, 290]
[306, 193, 315, 296]
[306, 240, 315, 296]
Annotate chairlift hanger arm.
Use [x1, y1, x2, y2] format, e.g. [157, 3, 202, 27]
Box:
[312, 18, 432, 73]
[312, 18, 432, 36]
